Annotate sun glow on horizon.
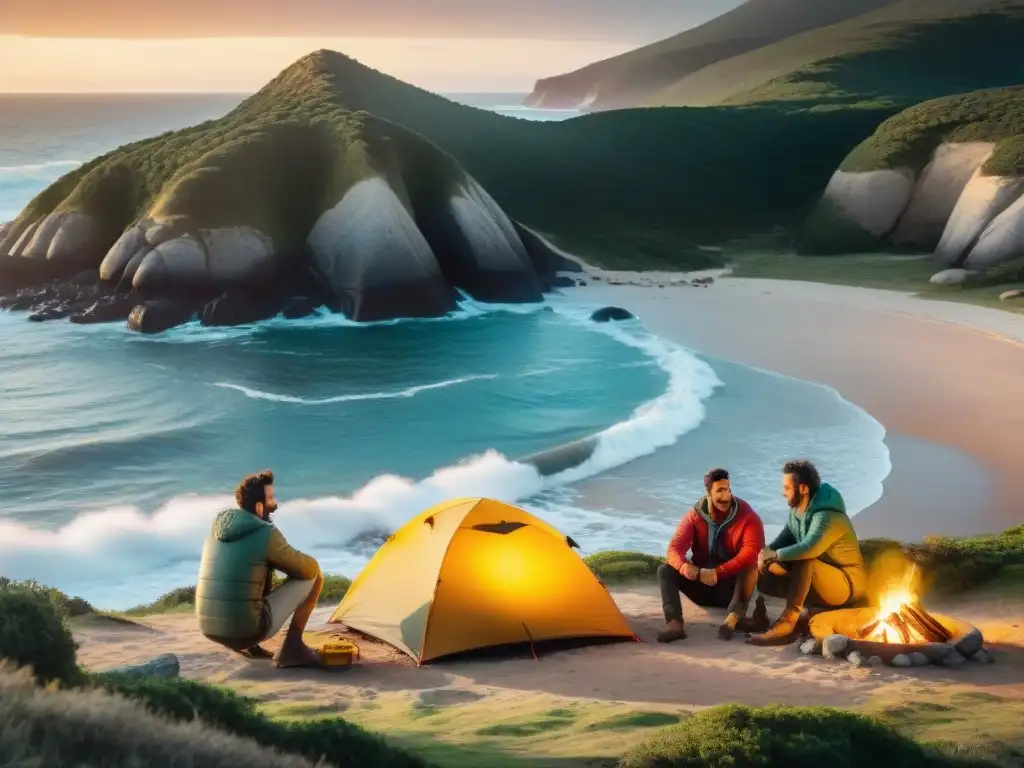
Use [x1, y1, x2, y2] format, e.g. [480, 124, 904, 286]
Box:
[0, 35, 634, 94]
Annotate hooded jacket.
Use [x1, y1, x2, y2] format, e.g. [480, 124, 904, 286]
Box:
[195, 508, 320, 641]
[666, 497, 765, 579]
[769, 483, 864, 567]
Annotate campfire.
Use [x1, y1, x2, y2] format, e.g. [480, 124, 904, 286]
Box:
[806, 563, 990, 668]
[853, 568, 952, 645]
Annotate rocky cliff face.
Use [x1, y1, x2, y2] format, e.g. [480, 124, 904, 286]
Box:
[0, 76, 578, 334]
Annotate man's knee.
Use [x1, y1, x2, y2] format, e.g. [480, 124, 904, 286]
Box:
[657, 563, 677, 583]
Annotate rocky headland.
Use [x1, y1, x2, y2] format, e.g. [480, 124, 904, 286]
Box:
[797, 87, 1024, 285]
[0, 54, 580, 333]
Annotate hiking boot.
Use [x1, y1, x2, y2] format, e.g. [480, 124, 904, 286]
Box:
[717, 612, 740, 641]
[746, 607, 802, 646]
[245, 644, 274, 660]
[738, 596, 770, 634]
[656, 619, 687, 643]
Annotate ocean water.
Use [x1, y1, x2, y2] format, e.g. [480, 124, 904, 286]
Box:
[0, 93, 891, 610]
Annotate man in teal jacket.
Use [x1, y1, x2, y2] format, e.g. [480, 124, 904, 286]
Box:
[747, 459, 866, 646]
[195, 470, 325, 668]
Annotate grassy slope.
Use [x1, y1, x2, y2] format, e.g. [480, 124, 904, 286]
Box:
[646, 0, 1024, 109]
[838, 86, 1024, 175]
[524, 0, 901, 110]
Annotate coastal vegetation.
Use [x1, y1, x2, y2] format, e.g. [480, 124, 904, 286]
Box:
[838, 87, 1024, 175]
[1, 49, 892, 279]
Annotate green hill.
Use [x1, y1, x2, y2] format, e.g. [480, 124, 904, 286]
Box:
[647, 0, 1024, 109]
[523, 0, 901, 111]
[1, 49, 892, 290]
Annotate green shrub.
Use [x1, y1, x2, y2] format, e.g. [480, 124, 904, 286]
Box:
[617, 704, 962, 768]
[90, 674, 432, 768]
[860, 525, 1024, 596]
[0, 576, 95, 617]
[585, 551, 665, 584]
[0, 583, 81, 685]
[0, 663, 321, 768]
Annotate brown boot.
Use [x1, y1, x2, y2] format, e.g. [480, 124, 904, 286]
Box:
[746, 607, 802, 646]
[738, 596, 769, 634]
[656, 619, 687, 643]
[717, 612, 740, 641]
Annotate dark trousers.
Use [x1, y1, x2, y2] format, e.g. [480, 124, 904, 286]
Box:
[757, 559, 858, 612]
[657, 562, 757, 622]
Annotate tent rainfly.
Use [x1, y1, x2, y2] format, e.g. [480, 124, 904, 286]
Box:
[327, 497, 637, 663]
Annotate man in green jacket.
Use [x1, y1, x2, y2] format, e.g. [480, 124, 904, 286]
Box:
[195, 469, 325, 668]
[747, 459, 866, 646]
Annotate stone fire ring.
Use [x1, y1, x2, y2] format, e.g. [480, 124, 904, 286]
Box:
[807, 607, 987, 667]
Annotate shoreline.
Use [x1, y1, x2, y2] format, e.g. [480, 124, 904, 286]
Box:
[567, 269, 1024, 542]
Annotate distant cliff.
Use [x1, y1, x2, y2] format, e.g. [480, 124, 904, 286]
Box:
[524, 0, 900, 110]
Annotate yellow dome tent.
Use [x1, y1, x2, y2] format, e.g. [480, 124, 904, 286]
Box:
[327, 497, 637, 663]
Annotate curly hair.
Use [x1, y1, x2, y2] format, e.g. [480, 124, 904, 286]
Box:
[703, 467, 730, 491]
[782, 460, 820, 497]
[235, 469, 274, 514]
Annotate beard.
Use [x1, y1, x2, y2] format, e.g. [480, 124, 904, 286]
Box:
[787, 491, 805, 509]
[263, 501, 279, 517]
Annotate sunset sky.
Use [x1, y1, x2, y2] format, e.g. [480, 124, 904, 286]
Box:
[0, 0, 741, 93]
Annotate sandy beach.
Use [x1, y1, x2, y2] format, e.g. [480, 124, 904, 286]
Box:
[571, 270, 1024, 541]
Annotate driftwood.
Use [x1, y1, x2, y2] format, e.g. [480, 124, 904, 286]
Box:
[103, 653, 180, 679]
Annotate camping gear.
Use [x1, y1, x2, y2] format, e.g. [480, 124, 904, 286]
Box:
[327, 497, 637, 664]
[318, 639, 360, 668]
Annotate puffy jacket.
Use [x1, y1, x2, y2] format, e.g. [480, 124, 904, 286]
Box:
[195, 508, 320, 641]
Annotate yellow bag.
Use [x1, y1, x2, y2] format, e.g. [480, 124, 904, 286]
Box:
[318, 639, 360, 668]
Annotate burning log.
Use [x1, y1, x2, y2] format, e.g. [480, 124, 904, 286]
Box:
[903, 603, 952, 643]
[855, 602, 951, 644]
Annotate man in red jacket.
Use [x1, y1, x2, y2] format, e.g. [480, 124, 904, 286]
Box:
[657, 467, 767, 642]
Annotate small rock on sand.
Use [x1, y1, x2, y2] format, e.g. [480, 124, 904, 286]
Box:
[867, 656, 883, 668]
[890, 654, 912, 667]
[910, 652, 930, 667]
[846, 650, 865, 667]
[822, 634, 849, 659]
[971, 648, 994, 664]
[955, 628, 984, 658]
[800, 638, 822, 655]
[942, 650, 968, 667]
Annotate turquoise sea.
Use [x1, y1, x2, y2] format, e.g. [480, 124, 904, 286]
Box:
[0, 92, 891, 609]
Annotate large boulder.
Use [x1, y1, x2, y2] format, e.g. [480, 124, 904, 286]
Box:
[933, 170, 1024, 266]
[416, 177, 543, 303]
[890, 142, 995, 250]
[798, 168, 916, 253]
[99, 220, 279, 297]
[307, 176, 456, 321]
[126, 299, 197, 334]
[963, 191, 1024, 269]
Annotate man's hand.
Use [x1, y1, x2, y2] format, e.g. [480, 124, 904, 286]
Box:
[757, 547, 777, 570]
[681, 562, 700, 580]
[699, 568, 718, 586]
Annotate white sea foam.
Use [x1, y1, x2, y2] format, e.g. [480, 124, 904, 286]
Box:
[0, 296, 724, 608]
[213, 374, 499, 405]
